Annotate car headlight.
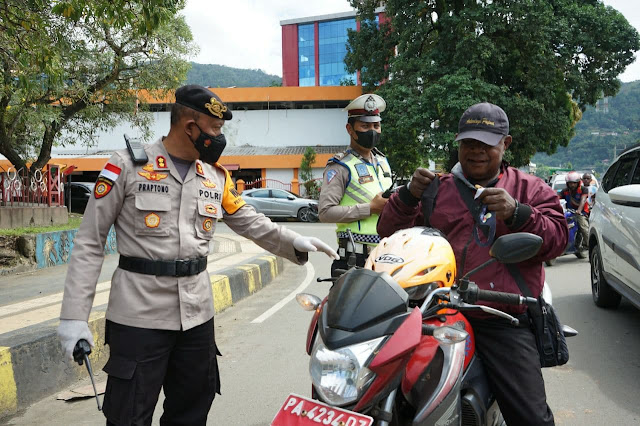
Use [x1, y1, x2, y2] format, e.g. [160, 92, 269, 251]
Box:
[310, 336, 385, 407]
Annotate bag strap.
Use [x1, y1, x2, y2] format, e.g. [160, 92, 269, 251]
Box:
[420, 175, 441, 227]
[452, 177, 535, 299]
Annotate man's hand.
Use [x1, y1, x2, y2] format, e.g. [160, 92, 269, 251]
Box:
[408, 168, 436, 199]
[477, 188, 517, 220]
[57, 319, 94, 361]
[369, 192, 388, 214]
[293, 236, 340, 260]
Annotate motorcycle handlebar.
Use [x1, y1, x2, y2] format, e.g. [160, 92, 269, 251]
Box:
[476, 289, 528, 306]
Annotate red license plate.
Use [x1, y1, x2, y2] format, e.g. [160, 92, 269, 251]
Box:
[271, 393, 373, 426]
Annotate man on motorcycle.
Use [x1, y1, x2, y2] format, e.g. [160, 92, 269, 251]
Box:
[377, 102, 568, 426]
[560, 171, 589, 249]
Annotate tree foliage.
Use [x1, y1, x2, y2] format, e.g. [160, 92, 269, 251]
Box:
[186, 63, 282, 88]
[533, 80, 640, 174]
[0, 0, 195, 172]
[300, 146, 320, 199]
[345, 0, 639, 175]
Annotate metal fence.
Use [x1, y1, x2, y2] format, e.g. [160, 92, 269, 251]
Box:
[244, 178, 292, 191]
[0, 165, 64, 207]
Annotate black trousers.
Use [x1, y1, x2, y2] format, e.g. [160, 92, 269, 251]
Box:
[467, 316, 554, 426]
[103, 318, 220, 426]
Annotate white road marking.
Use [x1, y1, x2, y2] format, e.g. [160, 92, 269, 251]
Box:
[0, 281, 111, 319]
[251, 262, 315, 324]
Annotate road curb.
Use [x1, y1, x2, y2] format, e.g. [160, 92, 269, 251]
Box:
[0, 254, 284, 421]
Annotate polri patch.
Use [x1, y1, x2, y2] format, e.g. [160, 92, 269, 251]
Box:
[145, 213, 160, 228]
[203, 218, 213, 232]
[359, 176, 374, 184]
[355, 163, 370, 177]
[94, 178, 112, 199]
[94, 162, 121, 198]
[326, 169, 337, 183]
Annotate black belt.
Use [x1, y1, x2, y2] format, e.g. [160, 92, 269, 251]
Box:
[119, 255, 208, 277]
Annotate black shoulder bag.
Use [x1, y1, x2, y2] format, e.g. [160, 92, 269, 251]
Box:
[432, 177, 570, 368]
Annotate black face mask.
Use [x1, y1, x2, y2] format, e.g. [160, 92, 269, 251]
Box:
[354, 129, 381, 149]
[190, 124, 227, 164]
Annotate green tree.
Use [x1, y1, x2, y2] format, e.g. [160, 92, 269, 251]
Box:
[0, 0, 195, 172]
[345, 0, 639, 171]
[300, 147, 320, 199]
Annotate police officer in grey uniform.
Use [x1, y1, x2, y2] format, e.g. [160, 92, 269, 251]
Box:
[57, 85, 338, 425]
[318, 94, 392, 276]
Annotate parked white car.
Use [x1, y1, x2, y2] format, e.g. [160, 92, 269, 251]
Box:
[588, 144, 640, 309]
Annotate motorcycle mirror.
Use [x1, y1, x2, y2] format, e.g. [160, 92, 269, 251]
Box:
[562, 324, 578, 337]
[489, 232, 543, 264]
[296, 293, 322, 311]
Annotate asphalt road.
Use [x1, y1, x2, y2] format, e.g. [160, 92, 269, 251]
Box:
[6, 222, 640, 425]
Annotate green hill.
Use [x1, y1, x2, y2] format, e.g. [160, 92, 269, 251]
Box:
[185, 63, 282, 88]
[533, 81, 640, 176]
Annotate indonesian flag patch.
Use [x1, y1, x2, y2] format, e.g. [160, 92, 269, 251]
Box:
[94, 163, 121, 199]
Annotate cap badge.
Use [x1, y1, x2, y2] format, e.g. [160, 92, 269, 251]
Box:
[364, 96, 377, 113]
[205, 97, 228, 119]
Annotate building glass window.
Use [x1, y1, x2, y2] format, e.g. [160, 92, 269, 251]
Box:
[298, 24, 315, 87]
[318, 18, 357, 86]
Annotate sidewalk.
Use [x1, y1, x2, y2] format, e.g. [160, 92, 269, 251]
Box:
[0, 232, 284, 421]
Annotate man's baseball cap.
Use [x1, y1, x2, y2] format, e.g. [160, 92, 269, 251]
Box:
[455, 102, 509, 146]
[175, 84, 233, 120]
[344, 93, 386, 123]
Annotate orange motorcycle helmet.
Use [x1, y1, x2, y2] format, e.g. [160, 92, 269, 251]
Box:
[365, 227, 456, 301]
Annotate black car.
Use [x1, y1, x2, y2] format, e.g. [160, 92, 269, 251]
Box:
[64, 182, 95, 213]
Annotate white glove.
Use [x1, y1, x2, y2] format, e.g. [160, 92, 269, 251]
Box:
[57, 319, 94, 361]
[293, 236, 340, 260]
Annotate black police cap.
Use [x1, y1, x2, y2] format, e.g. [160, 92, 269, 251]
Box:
[174, 84, 233, 121]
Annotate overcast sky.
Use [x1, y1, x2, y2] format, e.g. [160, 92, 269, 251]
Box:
[182, 0, 640, 82]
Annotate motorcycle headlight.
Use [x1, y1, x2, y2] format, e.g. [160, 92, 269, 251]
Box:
[310, 336, 385, 407]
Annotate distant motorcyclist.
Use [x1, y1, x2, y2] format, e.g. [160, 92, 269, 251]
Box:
[582, 172, 596, 207]
[560, 171, 589, 249]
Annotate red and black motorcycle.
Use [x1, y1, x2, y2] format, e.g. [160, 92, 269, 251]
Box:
[272, 228, 576, 426]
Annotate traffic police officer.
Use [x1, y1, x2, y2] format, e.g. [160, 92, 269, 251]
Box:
[318, 93, 392, 276]
[57, 85, 338, 425]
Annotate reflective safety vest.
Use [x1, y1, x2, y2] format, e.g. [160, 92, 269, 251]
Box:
[331, 150, 393, 245]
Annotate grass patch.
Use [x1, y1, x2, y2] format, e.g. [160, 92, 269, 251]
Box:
[0, 215, 83, 236]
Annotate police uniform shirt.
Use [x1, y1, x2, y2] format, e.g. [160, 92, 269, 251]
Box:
[318, 148, 389, 223]
[60, 138, 305, 331]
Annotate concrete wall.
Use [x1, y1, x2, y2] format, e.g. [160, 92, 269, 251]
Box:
[0, 207, 68, 229]
[49, 109, 348, 156]
[266, 168, 294, 183]
[33, 228, 117, 269]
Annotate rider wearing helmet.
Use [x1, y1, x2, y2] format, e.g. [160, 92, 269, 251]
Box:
[560, 171, 589, 249]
